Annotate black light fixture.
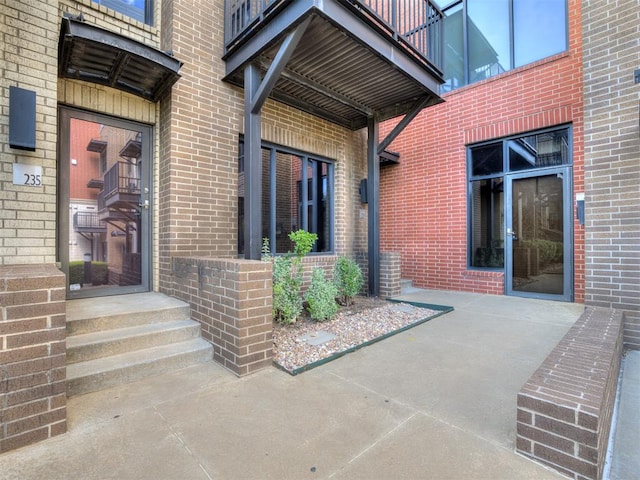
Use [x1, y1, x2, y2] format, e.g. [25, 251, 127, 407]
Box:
[9, 86, 36, 151]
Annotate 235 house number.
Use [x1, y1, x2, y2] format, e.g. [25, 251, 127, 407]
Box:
[13, 164, 43, 187]
[23, 174, 42, 186]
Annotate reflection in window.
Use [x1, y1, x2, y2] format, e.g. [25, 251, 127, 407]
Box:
[238, 142, 333, 255]
[470, 142, 503, 176]
[508, 130, 569, 171]
[467, 126, 570, 269]
[470, 178, 504, 268]
[514, 0, 567, 67]
[93, 0, 153, 25]
[440, 0, 567, 92]
[467, 0, 510, 83]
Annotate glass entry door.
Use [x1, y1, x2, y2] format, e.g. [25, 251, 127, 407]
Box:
[505, 169, 572, 301]
[58, 108, 152, 298]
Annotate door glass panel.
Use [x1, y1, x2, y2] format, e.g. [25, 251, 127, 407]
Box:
[511, 174, 564, 295]
[67, 118, 146, 295]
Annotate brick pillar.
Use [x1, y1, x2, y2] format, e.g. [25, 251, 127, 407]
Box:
[380, 252, 401, 299]
[1, 265, 67, 453]
[171, 257, 273, 376]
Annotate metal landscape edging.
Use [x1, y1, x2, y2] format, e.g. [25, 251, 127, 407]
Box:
[274, 300, 454, 376]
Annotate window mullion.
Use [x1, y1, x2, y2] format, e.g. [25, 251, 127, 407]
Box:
[269, 148, 277, 253]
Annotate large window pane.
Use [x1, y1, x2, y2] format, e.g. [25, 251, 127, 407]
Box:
[467, 0, 511, 83]
[95, 0, 152, 25]
[238, 142, 333, 255]
[470, 142, 503, 176]
[275, 152, 300, 254]
[470, 179, 504, 268]
[508, 129, 569, 171]
[514, 0, 567, 67]
[442, 3, 464, 92]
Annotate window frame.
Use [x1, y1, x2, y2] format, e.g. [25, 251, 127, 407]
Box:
[93, 0, 154, 26]
[466, 124, 572, 270]
[440, 0, 568, 91]
[238, 138, 335, 256]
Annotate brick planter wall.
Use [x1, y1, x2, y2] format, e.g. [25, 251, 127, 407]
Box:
[0, 265, 67, 453]
[380, 252, 401, 299]
[171, 257, 273, 376]
[516, 307, 624, 480]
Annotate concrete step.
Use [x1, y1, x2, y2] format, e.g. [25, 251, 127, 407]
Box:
[66, 292, 191, 335]
[66, 338, 214, 397]
[400, 279, 423, 295]
[66, 319, 202, 364]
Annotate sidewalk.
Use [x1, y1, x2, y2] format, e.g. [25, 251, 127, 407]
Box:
[0, 291, 585, 480]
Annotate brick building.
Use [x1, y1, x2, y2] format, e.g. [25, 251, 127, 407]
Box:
[1, 0, 638, 465]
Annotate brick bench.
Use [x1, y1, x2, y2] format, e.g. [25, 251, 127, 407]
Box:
[516, 307, 625, 480]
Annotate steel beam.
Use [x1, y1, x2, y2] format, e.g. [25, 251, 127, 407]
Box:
[244, 63, 263, 260]
[251, 18, 311, 114]
[377, 95, 435, 154]
[367, 117, 380, 297]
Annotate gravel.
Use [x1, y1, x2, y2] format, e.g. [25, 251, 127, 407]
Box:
[273, 297, 440, 373]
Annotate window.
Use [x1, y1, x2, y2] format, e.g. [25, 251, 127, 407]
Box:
[92, 0, 153, 25]
[238, 141, 334, 255]
[437, 0, 568, 92]
[468, 127, 570, 268]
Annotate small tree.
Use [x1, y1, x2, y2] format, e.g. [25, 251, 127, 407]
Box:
[305, 268, 339, 322]
[333, 256, 364, 306]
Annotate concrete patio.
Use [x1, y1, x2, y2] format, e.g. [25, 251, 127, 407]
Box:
[0, 290, 598, 479]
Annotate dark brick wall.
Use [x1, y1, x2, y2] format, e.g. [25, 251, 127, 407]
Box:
[170, 257, 273, 376]
[516, 307, 624, 480]
[0, 265, 67, 453]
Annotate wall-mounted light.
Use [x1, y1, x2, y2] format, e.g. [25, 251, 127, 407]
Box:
[576, 192, 585, 225]
[9, 86, 36, 151]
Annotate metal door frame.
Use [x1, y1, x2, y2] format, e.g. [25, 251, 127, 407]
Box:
[58, 107, 153, 299]
[504, 166, 574, 302]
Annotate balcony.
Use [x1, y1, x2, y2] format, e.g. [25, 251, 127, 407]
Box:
[223, 0, 445, 130]
[97, 162, 141, 222]
[73, 212, 107, 234]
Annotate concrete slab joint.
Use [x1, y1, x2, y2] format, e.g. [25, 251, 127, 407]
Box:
[170, 257, 273, 376]
[516, 306, 625, 480]
[0, 264, 67, 453]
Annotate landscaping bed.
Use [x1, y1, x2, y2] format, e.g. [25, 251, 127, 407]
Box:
[273, 297, 453, 375]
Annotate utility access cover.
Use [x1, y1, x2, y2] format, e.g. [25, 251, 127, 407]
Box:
[296, 331, 336, 346]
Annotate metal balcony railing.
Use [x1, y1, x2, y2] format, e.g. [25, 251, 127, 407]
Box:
[102, 161, 140, 200]
[73, 212, 107, 232]
[224, 0, 443, 71]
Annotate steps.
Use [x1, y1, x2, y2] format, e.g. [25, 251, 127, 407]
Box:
[66, 292, 213, 397]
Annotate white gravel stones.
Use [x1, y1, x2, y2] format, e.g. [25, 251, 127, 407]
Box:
[273, 299, 439, 373]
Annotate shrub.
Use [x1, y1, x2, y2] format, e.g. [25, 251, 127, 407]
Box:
[305, 268, 339, 322]
[333, 256, 364, 306]
[262, 231, 318, 324]
[69, 260, 109, 286]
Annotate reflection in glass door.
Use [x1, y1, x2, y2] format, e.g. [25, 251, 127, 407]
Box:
[505, 169, 572, 301]
[59, 109, 151, 298]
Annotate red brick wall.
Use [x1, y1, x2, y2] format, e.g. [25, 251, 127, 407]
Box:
[380, 0, 584, 301]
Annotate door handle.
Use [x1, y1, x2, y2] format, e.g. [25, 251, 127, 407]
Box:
[507, 228, 518, 241]
[139, 199, 149, 209]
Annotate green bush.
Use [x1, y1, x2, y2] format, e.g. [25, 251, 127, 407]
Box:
[333, 256, 364, 306]
[272, 255, 303, 324]
[305, 268, 338, 322]
[262, 231, 318, 324]
[69, 261, 84, 285]
[69, 260, 108, 286]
